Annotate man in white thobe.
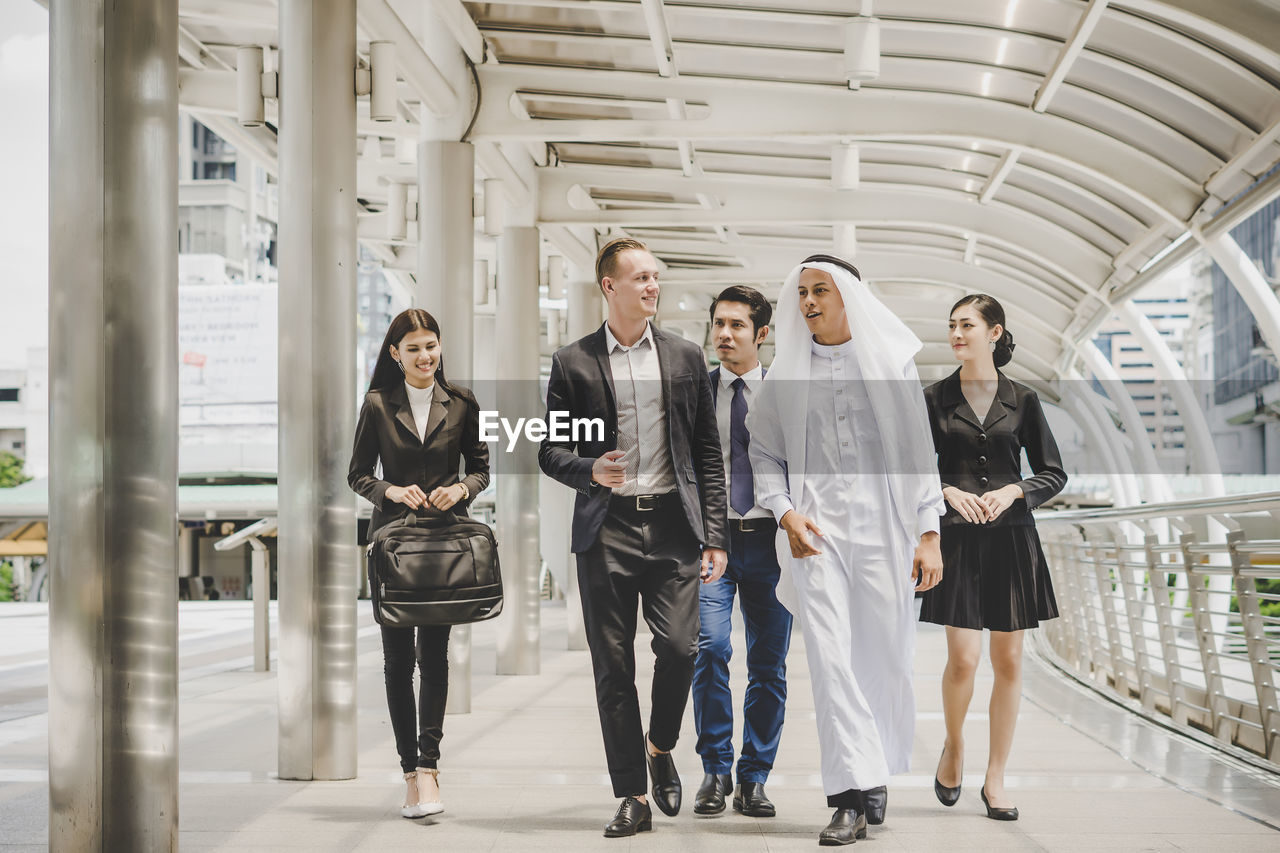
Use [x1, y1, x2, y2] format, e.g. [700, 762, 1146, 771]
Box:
[748, 254, 944, 846]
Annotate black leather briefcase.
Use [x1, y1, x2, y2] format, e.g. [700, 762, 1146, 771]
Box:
[368, 510, 503, 627]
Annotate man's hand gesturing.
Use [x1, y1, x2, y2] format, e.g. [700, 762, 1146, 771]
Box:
[591, 449, 629, 488]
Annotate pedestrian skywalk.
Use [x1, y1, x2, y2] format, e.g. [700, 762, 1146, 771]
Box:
[0, 600, 1277, 851]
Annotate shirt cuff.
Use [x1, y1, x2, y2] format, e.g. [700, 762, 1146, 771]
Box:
[917, 507, 941, 539]
[763, 494, 795, 523]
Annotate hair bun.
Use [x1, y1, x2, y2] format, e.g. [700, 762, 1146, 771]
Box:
[994, 329, 1016, 368]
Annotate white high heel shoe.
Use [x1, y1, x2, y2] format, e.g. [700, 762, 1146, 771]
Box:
[401, 771, 428, 818]
[416, 767, 444, 816]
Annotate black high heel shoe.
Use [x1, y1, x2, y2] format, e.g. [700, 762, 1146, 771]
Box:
[933, 746, 961, 807]
[934, 775, 961, 807]
[980, 786, 1019, 821]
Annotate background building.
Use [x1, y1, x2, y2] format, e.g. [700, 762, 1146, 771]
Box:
[1206, 195, 1280, 475]
[1092, 264, 1195, 475]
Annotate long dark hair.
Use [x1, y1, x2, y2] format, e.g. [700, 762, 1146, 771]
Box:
[368, 308, 466, 399]
[951, 294, 1016, 368]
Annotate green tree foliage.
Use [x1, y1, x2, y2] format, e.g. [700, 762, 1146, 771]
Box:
[1256, 578, 1280, 619]
[0, 451, 31, 489]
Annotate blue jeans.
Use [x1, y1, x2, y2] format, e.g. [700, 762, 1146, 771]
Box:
[691, 525, 792, 783]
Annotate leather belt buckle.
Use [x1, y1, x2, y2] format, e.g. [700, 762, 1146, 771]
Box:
[732, 517, 775, 534]
[635, 494, 662, 512]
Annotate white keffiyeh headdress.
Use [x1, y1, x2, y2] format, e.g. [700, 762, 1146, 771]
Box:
[754, 254, 940, 547]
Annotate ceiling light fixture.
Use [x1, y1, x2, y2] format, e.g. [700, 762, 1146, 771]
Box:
[843, 16, 881, 87]
[832, 142, 860, 190]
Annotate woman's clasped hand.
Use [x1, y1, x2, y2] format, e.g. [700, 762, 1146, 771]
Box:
[386, 483, 467, 511]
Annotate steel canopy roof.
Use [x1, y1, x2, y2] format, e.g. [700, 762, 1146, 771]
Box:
[173, 0, 1280, 395]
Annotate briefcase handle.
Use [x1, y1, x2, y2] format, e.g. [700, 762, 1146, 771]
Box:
[396, 505, 463, 528]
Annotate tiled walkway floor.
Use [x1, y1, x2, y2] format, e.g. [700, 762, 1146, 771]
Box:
[1, 600, 1278, 851]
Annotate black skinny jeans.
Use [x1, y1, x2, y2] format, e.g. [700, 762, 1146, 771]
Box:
[381, 624, 451, 774]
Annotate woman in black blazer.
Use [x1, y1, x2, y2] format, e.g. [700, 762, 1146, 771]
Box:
[918, 295, 1066, 821]
[348, 308, 489, 819]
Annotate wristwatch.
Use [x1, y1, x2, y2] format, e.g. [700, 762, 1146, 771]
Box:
[456, 482, 470, 501]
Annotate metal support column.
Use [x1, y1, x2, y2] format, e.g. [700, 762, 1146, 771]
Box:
[1174, 521, 1233, 740]
[277, 0, 359, 781]
[214, 520, 277, 673]
[251, 540, 271, 672]
[1225, 525, 1280, 761]
[561, 274, 604, 650]
[1140, 525, 1188, 724]
[48, 0, 179, 849]
[418, 140, 477, 712]
[496, 225, 543, 674]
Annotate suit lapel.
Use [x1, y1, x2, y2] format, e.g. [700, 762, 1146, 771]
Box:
[956, 398, 987, 432]
[983, 373, 1017, 430]
[941, 368, 1014, 431]
[709, 365, 720, 408]
[389, 383, 419, 440]
[939, 370, 985, 432]
[652, 326, 676, 444]
[423, 382, 450, 444]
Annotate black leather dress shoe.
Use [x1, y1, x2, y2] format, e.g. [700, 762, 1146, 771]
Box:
[693, 773, 732, 815]
[934, 774, 961, 807]
[818, 808, 867, 846]
[604, 796, 653, 838]
[644, 734, 682, 817]
[860, 786, 887, 825]
[980, 786, 1019, 821]
[732, 782, 776, 817]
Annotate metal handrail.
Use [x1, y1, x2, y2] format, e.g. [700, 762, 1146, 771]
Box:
[1039, 491, 1280, 522]
[1035, 492, 1280, 771]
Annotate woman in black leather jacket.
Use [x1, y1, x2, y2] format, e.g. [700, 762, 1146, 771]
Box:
[919, 294, 1066, 821]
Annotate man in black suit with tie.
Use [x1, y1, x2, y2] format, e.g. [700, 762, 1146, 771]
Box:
[539, 237, 730, 838]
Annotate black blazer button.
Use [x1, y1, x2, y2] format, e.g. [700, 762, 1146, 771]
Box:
[978, 455, 988, 466]
[977, 433, 988, 444]
[979, 476, 989, 488]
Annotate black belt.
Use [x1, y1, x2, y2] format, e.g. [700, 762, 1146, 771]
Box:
[610, 492, 679, 513]
[731, 517, 776, 534]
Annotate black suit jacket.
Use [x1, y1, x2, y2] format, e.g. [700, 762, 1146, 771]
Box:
[539, 323, 729, 554]
[923, 369, 1067, 527]
[348, 381, 491, 536]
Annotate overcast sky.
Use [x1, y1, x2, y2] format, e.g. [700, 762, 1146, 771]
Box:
[0, 1, 48, 366]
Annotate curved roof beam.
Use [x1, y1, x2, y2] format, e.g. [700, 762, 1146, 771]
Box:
[536, 165, 1114, 288]
[636, 214, 1100, 301]
[559, 143, 1158, 239]
[1113, 1, 1280, 74]
[483, 29, 1242, 167]
[473, 65, 1199, 224]
[562, 156, 1140, 254]
[478, 13, 1274, 137]
[658, 252, 1076, 362]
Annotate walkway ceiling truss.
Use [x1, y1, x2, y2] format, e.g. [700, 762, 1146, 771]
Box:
[172, 0, 1280, 396]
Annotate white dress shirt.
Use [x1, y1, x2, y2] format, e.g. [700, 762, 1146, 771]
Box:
[716, 363, 770, 520]
[404, 380, 436, 442]
[605, 322, 676, 496]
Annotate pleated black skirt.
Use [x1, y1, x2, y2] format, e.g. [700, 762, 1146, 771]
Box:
[919, 523, 1059, 632]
